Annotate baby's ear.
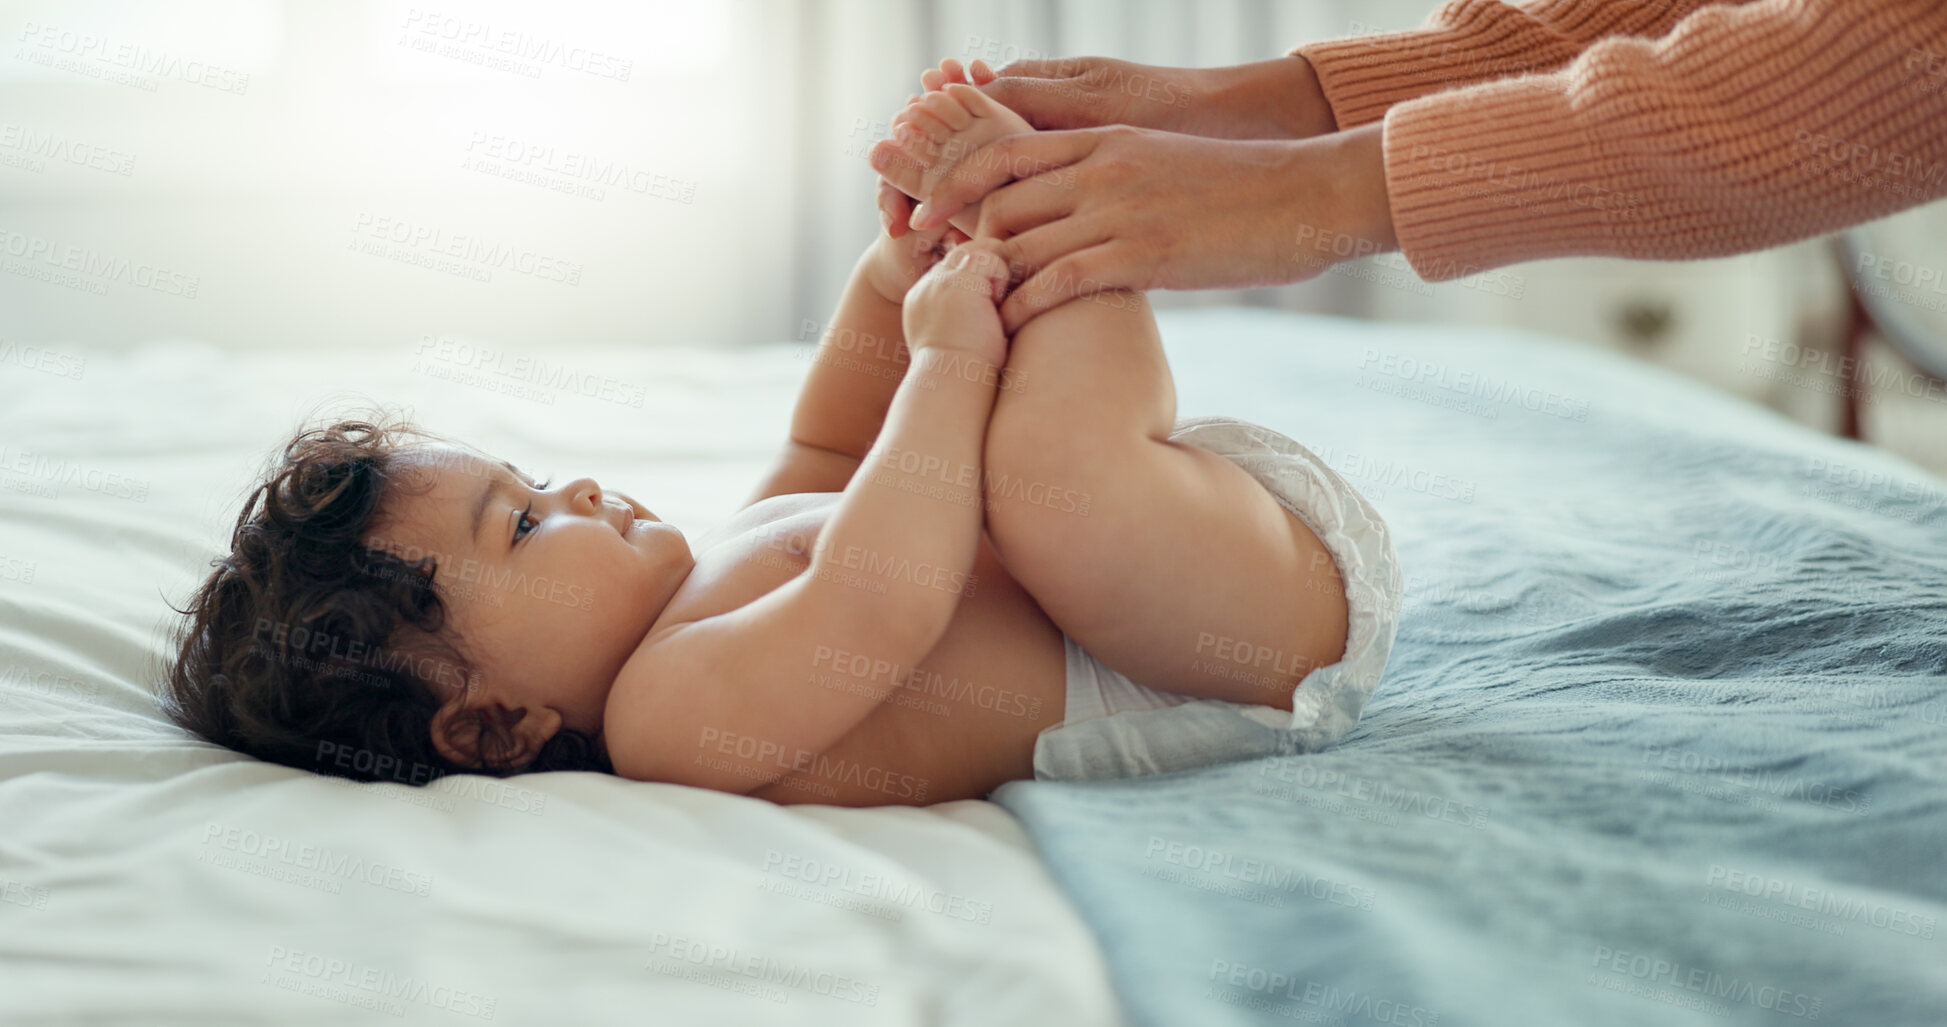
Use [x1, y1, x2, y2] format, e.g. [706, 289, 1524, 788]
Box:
[430, 687, 535, 770]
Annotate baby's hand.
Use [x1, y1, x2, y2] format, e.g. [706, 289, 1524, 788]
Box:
[862, 199, 969, 304]
[902, 239, 1011, 367]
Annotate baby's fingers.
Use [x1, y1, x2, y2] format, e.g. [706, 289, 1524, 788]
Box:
[877, 179, 913, 239]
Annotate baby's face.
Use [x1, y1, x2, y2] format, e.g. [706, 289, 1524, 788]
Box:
[368, 443, 693, 747]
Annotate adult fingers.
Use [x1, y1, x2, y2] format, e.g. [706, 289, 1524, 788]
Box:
[976, 75, 1107, 131]
[990, 57, 1082, 80]
[973, 176, 1086, 241]
[989, 213, 1114, 276]
[915, 129, 1102, 230]
[998, 244, 1136, 335]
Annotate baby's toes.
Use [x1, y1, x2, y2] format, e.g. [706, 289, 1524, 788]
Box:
[942, 82, 1036, 138]
[917, 90, 974, 133]
[892, 103, 950, 145]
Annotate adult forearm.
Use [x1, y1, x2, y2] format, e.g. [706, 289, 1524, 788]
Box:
[1379, 0, 1947, 278]
[1294, 0, 1728, 130]
[1191, 56, 1338, 139]
[1284, 123, 1395, 264]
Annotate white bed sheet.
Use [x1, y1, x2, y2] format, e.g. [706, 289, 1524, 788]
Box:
[0, 335, 1123, 1026]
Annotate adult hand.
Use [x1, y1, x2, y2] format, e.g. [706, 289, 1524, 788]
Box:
[969, 54, 1337, 140]
[878, 55, 1337, 241]
[907, 122, 1396, 334]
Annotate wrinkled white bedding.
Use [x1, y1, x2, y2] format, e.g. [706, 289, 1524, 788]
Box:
[0, 336, 1122, 1026]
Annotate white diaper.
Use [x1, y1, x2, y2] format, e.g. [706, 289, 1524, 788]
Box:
[1030, 415, 1404, 782]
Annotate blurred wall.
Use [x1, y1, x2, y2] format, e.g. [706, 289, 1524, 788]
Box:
[0, 0, 1370, 352]
[2, 0, 1940, 482]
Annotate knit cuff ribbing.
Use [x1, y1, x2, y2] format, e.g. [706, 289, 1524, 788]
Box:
[1381, 76, 1635, 281]
[1292, 13, 1565, 129]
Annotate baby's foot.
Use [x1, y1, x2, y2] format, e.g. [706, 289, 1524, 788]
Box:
[869, 81, 1035, 237]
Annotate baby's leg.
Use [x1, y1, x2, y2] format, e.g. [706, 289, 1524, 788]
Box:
[980, 288, 1349, 711]
[878, 80, 1351, 710]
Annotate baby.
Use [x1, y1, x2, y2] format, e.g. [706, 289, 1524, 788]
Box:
[164, 65, 1402, 806]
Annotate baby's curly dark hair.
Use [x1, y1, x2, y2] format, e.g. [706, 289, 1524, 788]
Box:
[161, 413, 612, 785]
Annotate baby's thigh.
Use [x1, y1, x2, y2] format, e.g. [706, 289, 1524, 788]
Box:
[982, 301, 1347, 710]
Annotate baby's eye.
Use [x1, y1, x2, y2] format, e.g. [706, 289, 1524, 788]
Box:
[514, 505, 539, 542]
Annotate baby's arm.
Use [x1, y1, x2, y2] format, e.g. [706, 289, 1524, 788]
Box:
[741, 216, 970, 505]
[607, 246, 1011, 795]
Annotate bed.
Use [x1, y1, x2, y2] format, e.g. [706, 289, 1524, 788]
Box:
[0, 330, 1121, 1025]
[3, 307, 1943, 1025]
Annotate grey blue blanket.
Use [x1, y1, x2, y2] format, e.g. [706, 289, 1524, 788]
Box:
[992, 308, 1947, 1027]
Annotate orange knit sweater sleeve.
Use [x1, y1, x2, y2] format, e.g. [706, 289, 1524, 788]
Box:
[1308, 0, 1947, 279]
[1291, 0, 1730, 129]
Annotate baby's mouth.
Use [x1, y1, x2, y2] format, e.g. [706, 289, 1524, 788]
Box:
[618, 493, 657, 523]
